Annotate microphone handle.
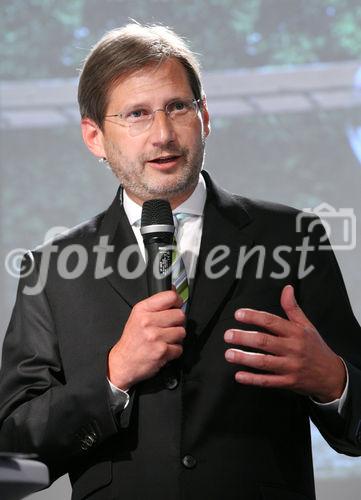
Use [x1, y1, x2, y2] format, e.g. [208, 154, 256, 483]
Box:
[145, 239, 172, 295]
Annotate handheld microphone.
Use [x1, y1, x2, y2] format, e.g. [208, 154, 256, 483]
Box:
[140, 199, 174, 296]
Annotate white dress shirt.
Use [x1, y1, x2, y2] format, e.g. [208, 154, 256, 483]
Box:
[123, 173, 206, 279]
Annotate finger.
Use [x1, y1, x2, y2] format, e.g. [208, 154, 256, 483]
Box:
[160, 326, 186, 344]
[225, 348, 290, 374]
[141, 290, 183, 312]
[234, 371, 291, 389]
[153, 308, 186, 328]
[235, 308, 298, 338]
[281, 285, 314, 328]
[224, 329, 285, 356]
[165, 343, 183, 361]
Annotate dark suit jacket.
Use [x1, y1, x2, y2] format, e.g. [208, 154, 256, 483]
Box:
[1, 172, 361, 500]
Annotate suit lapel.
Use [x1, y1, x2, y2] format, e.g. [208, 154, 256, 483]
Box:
[98, 187, 148, 306]
[187, 172, 253, 336]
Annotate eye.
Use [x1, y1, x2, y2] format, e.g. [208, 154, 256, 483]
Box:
[168, 100, 189, 113]
[125, 109, 150, 122]
[174, 101, 186, 110]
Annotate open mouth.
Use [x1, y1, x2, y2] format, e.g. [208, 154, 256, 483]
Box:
[148, 155, 181, 165]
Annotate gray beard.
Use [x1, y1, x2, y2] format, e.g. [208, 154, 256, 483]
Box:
[105, 139, 206, 203]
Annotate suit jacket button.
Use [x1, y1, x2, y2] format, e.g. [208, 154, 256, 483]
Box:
[164, 376, 179, 390]
[182, 454, 197, 469]
[89, 431, 97, 442]
[83, 435, 95, 447]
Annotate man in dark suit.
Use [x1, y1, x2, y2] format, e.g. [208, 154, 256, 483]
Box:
[1, 23, 361, 500]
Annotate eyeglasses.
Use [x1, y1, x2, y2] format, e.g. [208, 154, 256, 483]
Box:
[104, 98, 202, 136]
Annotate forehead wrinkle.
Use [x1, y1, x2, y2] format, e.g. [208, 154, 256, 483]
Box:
[107, 59, 193, 110]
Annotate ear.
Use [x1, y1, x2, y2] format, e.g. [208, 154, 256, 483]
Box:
[201, 96, 211, 138]
[81, 118, 107, 159]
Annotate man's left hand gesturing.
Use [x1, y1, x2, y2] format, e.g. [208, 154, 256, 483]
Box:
[224, 284, 347, 403]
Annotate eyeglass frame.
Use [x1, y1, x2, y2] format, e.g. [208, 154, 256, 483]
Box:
[103, 97, 203, 131]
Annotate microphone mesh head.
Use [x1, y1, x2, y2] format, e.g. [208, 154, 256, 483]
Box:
[141, 199, 173, 226]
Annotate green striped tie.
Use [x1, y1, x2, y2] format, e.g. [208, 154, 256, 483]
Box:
[172, 213, 190, 311]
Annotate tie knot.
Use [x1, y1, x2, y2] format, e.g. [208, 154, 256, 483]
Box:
[174, 212, 190, 222]
[174, 212, 192, 229]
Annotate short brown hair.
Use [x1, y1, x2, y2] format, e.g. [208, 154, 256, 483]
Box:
[78, 23, 203, 129]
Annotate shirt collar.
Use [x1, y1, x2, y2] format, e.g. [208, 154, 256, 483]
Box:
[122, 174, 207, 226]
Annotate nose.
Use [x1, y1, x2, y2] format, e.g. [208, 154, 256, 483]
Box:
[148, 109, 176, 147]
